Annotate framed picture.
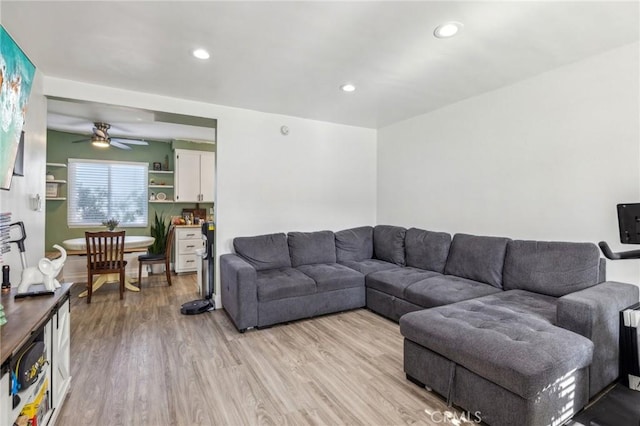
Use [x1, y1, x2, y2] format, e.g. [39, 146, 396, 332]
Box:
[152, 162, 162, 171]
[13, 131, 25, 177]
[0, 26, 36, 190]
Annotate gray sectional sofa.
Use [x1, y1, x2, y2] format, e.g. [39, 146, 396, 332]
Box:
[220, 225, 639, 426]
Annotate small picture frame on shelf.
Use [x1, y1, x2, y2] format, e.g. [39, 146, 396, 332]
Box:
[152, 162, 162, 171]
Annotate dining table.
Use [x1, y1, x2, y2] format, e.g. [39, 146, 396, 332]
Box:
[62, 235, 155, 297]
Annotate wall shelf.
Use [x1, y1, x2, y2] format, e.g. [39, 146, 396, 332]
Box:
[46, 163, 67, 199]
[149, 168, 174, 204]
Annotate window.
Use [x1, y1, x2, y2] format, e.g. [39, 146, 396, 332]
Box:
[68, 159, 148, 227]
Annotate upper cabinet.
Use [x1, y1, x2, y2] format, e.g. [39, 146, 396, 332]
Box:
[174, 149, 215, 203]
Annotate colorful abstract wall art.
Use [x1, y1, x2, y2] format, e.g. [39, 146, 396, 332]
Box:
[0, 25, 35, 190]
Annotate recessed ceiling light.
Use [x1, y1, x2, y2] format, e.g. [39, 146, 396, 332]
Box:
[192, 48, 210, 60]
[434, 22, 463, 39]
[340, 83, 356, 92]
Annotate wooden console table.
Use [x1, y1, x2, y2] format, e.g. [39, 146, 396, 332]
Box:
[0, 283, 72, 426]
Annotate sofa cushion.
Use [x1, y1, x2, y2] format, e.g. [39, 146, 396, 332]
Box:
[479, 289, 560, 324]
[374, 225, 407, 265]
[288, 230, 336, 267]
[297, 263, 364, 292]
[444, 234, 510, 289]
[366, 267, 440, 299]
[400, 294, 594, 399]
[256, 267, 316, 302]
[340, 259, 399, 275]
[335, 226, 373, 262]
[234, 233, 291, 271]
[405, 228, 451, 273]
[503, 240, 600, 297]
[404, 275, 501, 308]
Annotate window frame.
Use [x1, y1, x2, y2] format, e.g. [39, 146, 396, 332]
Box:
[67, 158, 149, 228]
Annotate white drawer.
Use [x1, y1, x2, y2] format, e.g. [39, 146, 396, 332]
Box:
[176, 228, 201, 240]
[178, 254, 199, 271]
[178, 239, 204, 254]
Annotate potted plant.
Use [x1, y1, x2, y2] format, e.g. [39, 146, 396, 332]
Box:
[148, 212, 169, 274]
[149, 212, 168, 255]
[101, 218, 119, 231]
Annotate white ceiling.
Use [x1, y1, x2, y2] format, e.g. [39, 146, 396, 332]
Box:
[3, 1, 639, 129]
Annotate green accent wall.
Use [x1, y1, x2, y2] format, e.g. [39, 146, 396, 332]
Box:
[45, 130, 215, 250]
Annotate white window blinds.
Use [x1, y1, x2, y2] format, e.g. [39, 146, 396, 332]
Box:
[68, 159, 148, 227]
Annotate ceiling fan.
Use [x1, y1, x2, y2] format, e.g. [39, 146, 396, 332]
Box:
[72, 122, 149, 150]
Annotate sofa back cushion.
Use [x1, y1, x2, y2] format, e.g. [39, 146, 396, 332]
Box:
[444, 233, 510, 289]
[503, 240, 601, 297]
[374, 225, 407, 265]
[234, 233, 291, 271]
[288, 230, 336, 267]
[405, 228, 451, 273]
[335, 226, 374, 262]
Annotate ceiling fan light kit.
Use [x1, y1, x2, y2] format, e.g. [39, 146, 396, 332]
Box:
[72, 121, 149, 150]
[91, 137, 109, 148]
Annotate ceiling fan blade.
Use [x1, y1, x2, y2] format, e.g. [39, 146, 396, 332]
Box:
[71, 138, 90, 143]
[110, 137, 148, 146]
[110, 140, 132, 150]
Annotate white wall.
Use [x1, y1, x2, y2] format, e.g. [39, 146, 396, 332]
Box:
[0, 15, 48, 285]
[0, 71, 47, 285]
[42, 78, 377, 305]
[378, 42, 640, 285]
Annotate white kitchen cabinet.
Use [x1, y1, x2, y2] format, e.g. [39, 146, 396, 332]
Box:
[174, 226, 204, 273]
[174, 149, 215, 203]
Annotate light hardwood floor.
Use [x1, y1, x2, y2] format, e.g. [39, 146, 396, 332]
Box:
[56, 274, 474, 426]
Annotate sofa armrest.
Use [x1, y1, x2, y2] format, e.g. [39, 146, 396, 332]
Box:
[220, 254, 258, 331]
[557, 281, 639, 397]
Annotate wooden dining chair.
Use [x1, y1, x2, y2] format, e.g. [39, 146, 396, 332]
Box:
[85, 231, 127, 303]
[137, 225, 175, 287]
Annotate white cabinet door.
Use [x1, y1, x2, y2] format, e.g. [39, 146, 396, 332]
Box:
[175, 149, 216, 203]
[52, 298, 71, 410]
[199, 152, 216, 202]
[0, 373, 10, 426]
[175, 150, 202, 202]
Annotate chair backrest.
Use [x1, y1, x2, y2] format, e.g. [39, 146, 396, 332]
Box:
[165, 226, 176, 258]
[85, 231, 126, 271]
